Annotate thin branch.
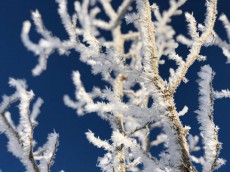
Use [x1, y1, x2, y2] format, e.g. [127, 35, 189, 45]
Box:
[111, 0, 135, 29]
[170, 0, 217, 93]
[125, 122, 151, 136]
[47, 135, 59, 172]
[137, 0, 165, 90]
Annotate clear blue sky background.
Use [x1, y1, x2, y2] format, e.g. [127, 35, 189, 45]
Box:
[0, 0, 229, 171]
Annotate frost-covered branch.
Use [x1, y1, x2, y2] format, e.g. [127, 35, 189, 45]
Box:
[104, 0, 134, 30]
[196, 65, 226, 171]
[136, 0, 164, 89]
[177, 14, 230, 64]
[170, 0, 218, 93]
[22, 0, 229, 171]
[0, 78, 59, 172]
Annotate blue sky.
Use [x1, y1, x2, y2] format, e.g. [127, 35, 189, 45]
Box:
[0, 0, 229, 171]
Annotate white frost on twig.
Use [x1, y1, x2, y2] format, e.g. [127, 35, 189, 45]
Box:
[0, 78, 59, 172]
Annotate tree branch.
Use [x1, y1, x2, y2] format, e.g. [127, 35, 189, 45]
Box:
[170, 0, 217, 93]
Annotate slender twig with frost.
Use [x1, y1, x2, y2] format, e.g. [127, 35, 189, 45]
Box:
[0, 78, 59, 172]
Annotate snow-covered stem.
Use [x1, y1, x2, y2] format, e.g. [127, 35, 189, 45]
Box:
[154, 0, 187, 29]
[86, 130, 112, 151]
[214, 90, 230, 99]
[137, 0, 164, 89]
[177, 14, 230, 64]
[219, 14, 230, 41]
[170, 0, 218, 93]
[196, 65, 225, 171]
[0, 79, 59, 172]
[111, 0, 134, 29]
